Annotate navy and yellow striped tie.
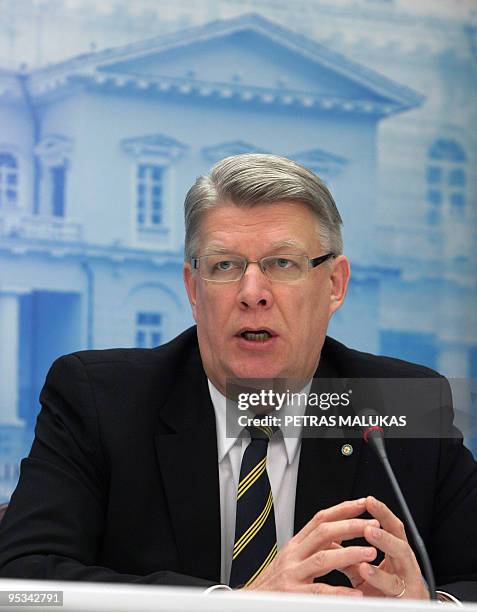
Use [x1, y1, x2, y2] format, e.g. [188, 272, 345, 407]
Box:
[229, 425, 278, 588]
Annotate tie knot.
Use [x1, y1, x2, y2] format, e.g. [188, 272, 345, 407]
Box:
[247, 425, 277, 442]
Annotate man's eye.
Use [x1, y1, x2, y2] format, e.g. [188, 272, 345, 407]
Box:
[216, 260, 234, 271]
[275, 258, 294, 268]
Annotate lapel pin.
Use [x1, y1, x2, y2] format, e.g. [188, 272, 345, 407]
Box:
[341, 443, 353, 457]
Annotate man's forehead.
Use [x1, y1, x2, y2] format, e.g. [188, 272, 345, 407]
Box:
[198, 201, 321, 253]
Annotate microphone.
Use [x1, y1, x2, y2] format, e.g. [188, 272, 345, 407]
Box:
[361, 409, 437, 601]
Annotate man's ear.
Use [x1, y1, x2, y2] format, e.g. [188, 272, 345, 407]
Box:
[183, 262, 198, 322]
[328, 255, 350, 319]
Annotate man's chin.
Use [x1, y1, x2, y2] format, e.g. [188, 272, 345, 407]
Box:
[228, 361, 286, 381]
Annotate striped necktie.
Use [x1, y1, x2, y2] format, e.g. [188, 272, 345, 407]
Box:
[229, 425, 278, 588]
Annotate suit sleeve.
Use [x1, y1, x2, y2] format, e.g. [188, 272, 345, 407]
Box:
[0, 354, 215, 588]
[430, 377, 477, 602]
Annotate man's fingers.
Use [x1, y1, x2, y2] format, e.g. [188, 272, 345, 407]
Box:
[358, 562, 407, 597]
[365, 497, 407, 541]
[328, 541, 365, 587]
[338, 562, 364, 587]
[364, 525, 412, 565]
[297, 545, 377, 580]
[300, 518, 379, 558]
[294, 498, 369, 544]
[303, 583, 363, 597]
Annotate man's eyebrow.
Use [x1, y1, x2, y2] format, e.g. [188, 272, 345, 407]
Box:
[202, 240, 307, 255]
[268, 240, 306, 251]
[202, 244, 232, 255]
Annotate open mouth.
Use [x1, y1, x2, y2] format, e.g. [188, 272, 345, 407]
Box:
[239, 329, 274, 342]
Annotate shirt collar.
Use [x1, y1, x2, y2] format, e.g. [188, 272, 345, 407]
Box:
[208, 379, 312, 466]
[208, 380, 241, 462]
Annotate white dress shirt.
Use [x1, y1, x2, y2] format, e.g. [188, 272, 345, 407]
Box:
[208, 380, 310, 585]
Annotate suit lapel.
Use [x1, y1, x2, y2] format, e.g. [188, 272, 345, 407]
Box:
[154, 351, 221, 582]
[294, 348, 363, 533]
[294, 438, 363, 533]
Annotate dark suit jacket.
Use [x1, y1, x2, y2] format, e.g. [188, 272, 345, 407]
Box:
[1, 326, 477, 600]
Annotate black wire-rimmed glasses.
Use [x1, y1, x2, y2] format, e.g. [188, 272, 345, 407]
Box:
[191, 253, 336, 283]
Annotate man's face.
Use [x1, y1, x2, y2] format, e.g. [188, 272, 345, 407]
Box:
[183, 201, 350, 394]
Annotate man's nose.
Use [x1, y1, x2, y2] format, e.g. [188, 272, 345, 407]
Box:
[236, 262, 274, 310]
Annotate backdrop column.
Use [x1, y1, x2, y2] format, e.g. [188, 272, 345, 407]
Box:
[0, 288, 27, 426]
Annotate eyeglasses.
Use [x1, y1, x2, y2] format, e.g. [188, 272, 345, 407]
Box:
[191, 253, 335, 283]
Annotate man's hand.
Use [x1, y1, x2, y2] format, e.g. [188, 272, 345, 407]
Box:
[336, 496, 430, 600]
[242, 498, 378, 595]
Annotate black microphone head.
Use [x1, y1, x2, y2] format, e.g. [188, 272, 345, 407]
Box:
[357, 408, 387, 461]
[357, 408, 385, 443]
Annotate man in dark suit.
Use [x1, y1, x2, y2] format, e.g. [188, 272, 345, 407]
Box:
[1, 154, 476, 602]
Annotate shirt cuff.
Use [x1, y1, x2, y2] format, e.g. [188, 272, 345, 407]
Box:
[436, 590, 463, 606]
[203, 584, 233, 594]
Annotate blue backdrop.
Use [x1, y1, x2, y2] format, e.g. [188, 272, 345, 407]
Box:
[0, 0, 476, 501]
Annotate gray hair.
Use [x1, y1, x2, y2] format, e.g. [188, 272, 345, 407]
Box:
[184, 153, 343, 260]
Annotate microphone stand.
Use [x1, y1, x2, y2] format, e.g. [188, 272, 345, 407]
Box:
[364, 425, 437, 601]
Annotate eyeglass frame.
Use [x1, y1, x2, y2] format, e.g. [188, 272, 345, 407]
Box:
[190, 252, 336, 283]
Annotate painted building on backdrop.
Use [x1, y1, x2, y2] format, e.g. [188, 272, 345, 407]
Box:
[0, 6, 476, 501]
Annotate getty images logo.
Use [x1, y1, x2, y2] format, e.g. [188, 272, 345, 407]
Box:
[236, 389, 351, 412]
